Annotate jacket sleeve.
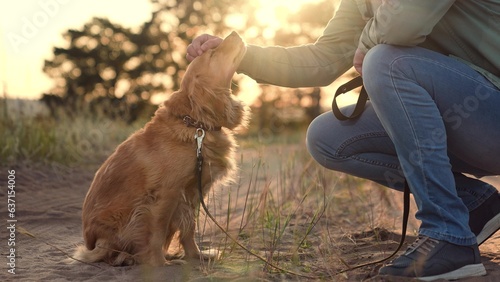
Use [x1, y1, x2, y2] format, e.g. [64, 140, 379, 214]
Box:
[358, 0, 455, 53]
[237, 0, 366, 88]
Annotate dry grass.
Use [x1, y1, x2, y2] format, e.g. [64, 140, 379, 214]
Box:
[189, 141, 415, 281]
[0, 99, 144, 165]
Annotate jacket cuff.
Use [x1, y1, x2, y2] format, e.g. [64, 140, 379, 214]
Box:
[237, 44, 259, 76]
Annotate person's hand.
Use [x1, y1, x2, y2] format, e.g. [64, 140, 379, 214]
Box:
[353, 48, 366, 76]
[186, 34, 223, 62]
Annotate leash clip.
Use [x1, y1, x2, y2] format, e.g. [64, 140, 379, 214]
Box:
[195, 128, 205, 158]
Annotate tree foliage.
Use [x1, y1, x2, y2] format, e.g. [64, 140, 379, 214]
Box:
[42, 0, 244, 121]
[42, 0, 335, 123]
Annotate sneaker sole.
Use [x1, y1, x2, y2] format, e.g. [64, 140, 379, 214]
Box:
[418, 263, 486, 281]
[477, 212, 500, 246]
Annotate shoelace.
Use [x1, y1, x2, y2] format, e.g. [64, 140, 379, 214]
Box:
[405, 236, 439, 256]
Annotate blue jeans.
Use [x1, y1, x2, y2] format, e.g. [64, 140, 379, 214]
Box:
[306, 45, 500, 246]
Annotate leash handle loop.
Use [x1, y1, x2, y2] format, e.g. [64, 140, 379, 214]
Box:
[332, 76, 368, 120]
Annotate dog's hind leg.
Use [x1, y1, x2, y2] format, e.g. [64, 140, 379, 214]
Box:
[127, 199, 177, 266]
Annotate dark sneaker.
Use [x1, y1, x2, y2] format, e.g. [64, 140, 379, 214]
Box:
[469, 192, 500, 245]
[378, 236, 486, 281]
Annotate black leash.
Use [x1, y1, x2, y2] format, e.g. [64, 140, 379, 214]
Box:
[332, 76, 369, 120]
[336, 184, 410, 274]
[332, 76, 411, 273]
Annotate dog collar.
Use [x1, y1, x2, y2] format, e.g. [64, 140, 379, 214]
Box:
[182, 115, 222, 131]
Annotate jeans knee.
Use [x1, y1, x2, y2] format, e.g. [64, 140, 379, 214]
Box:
[306, 112, 347, 169]
[306, 112, 344, 169]
[306, 115, 327, 165]
[362, 44, 398, 81]
[363, 45, 428, 92]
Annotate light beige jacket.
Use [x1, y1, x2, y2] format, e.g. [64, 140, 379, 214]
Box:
[238, 0, 500, 89]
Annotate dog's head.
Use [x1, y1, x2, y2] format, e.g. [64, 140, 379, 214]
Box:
[185, 31, 247, 89]
[167, 31, 248, 131]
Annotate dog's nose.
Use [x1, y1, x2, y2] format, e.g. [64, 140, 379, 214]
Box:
[228, 31, 240, 40]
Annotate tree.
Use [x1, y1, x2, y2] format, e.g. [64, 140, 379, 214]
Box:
[42, 0, 245, 122]
[42, 0, 336, 124]
[237, 1, 337, 129]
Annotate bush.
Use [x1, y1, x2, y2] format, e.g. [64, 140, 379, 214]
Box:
[0, 110, 143, 165]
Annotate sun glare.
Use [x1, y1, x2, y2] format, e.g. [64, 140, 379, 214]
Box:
[252, 0, 322, 30]
[233, 0, 327, 106]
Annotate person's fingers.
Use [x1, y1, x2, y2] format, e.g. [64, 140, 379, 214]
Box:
[186, 46, 194, 61]
[200, 37, 223, 52]
[186, 34, 207, 61]
[186, 52, 196, 62]
[186, 43, 200, 61]
[353, 48, 365, 76]
[354, 64, 363, 76]
[193, 34, 212, 52]
[186, 34, 222, 61]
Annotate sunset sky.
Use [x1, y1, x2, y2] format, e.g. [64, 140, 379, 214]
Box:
[1, 0, 153, 100]
[1, 0, 323, 101]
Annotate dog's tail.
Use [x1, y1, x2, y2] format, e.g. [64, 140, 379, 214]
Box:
[71, 239, 110, 264]
[71, 239, 134, 266]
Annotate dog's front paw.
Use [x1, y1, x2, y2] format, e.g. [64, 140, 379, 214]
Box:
[166, 259, 188, 265]
[200, 248, 220, 260]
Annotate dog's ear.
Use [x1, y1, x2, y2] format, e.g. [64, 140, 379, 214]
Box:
[187, 80, 248, 130]
[222, 95, 249, 130]
[164, 89, 192, 119]
[167, 88, 248, 131]
[172, 62, 249, 130]
[188, 81, 225, 127]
